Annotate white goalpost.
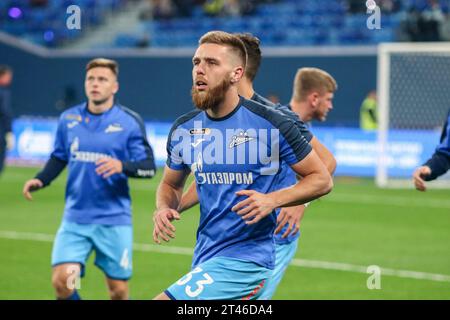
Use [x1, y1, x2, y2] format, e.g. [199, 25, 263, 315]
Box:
[376, 42, 450, 188]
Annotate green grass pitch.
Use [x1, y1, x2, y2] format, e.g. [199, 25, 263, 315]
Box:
[0, 166, 449, 299]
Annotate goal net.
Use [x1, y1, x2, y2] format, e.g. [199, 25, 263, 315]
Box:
[376, 43, 450, 188]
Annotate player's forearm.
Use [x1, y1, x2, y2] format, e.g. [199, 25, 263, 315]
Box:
[35, 156, 67, 187]
[423, 151, 450, 181]
[156, 180, 184, 211]
[178, 180, 199, 213]
[310, 137, 337, 175]
[122, 158, 156, 178]
[269, 172, 332, 208]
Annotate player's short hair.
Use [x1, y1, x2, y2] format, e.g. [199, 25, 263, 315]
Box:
[234, 33, 261, 81]
[199, 31, 247, 68]
[0, 65, 12, 77]
[86, 58, 119, 77]
[293, 68, 337, 101]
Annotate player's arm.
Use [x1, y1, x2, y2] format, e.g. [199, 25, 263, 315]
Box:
[274, 112, 335, 237]
[274, 150, 332, 206]
[310, 136, 336, 175]
[274, 136, 336, 237]
[413, 112, 450, 191]
[153, 166, 190, 244]
[23, 156, 67, 201]
[232, 149, 332, 225]
[178, 179, 199, 213]
[23, 115, 68, 200]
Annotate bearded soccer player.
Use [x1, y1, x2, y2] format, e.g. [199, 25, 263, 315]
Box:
[22, 58, 156, 300]
[152, 31, 332, 300]
[176, 33, 338, 299]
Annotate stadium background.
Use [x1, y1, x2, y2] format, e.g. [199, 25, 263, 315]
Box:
[0, 0, 449, 299]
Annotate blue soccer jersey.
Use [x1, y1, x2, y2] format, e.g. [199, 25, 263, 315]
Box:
[166, 97, 312, 269]
[252, 93, 314, 245]
[50, 103, 155, 225]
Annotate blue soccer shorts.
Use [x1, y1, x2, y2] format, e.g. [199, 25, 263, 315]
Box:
[51, 220, 133, 280]
[259, 238, 299, 300]
[165, 256, 271, 300]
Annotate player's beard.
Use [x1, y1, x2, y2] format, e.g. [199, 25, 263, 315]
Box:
[191, 77, 231, 111]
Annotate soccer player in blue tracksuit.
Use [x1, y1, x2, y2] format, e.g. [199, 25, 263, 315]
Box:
[413, 109, 450, 191]
[152, 31, 332, 300]
[259, 66, 338, 299]
[176, 34, 338, 299]
[0, 65, 13, 176]
[22, 58, 156, 300]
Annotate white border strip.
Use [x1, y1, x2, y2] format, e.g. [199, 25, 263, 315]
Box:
[1, 230, 449, 283]
[378, 42, 450, 53]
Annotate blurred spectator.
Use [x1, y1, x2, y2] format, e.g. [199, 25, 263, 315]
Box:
[30, 0, 48, 7]
[152, 0, 176, 20]
[360, 90, 377, 131]
[400, 7, 421, 41]
[203, 0, 255, 17]
[0, 65, 14, 176]
[400, 1, 445, 42]
[421, 0, 444, 41]
[347, 0, 366, 13]
[440, 11, 450, 41]
[172, 0, 195, 17]
[379, 0, 402, 13]
[203, 0, 224, 16]
[223, 0, 242, 17]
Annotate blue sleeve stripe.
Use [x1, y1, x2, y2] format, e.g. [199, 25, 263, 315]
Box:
[274, 104, 314, 142]
[241, 99, 312, 163]
[251, 92, 276, 107]
[437, 110, 450, 153]
[120, 105, 154, 160]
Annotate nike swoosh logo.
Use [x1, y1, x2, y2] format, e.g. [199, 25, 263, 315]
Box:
[191, 139, 205, 147]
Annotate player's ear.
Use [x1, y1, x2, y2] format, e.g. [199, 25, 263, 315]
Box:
[309, 92, 319, 108]
[113, 81, 119, 95]
[231, 66, 244, 84]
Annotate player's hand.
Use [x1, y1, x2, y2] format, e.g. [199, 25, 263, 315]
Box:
[22, 178, 44, 201]
[5, 132, 14, 151]
[232, 190, 277, 225]
[413, 166, 431, 191]
[95, 158, 123, 179]
[274, 204, 306, 239]
[153, 208, 180, 244]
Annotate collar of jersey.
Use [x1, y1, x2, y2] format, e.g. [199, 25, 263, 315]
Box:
[204, 96, 243, 122]
[83, 102, 117, 117]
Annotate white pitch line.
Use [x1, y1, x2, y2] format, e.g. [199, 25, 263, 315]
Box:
[1, 230, 450, 284]
[324, 193, 450, 210]
[290, 259, 450, 283]
[5, 173, 448, 209]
